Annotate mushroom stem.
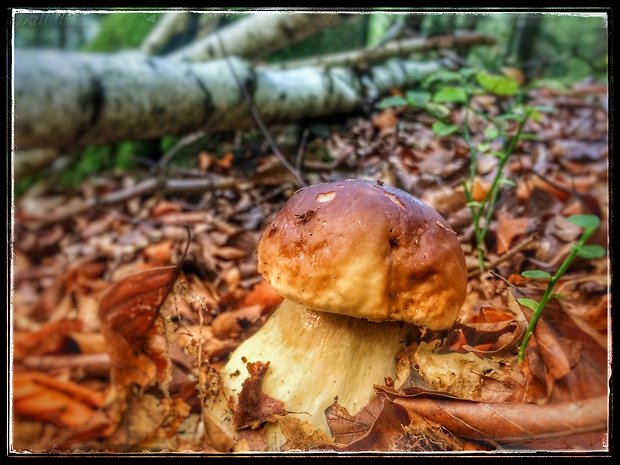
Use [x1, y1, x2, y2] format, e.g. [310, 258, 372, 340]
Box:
[221, 299, 409, 448]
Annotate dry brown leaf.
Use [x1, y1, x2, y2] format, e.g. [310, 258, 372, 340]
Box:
[242, 279, 284, 311]
[233, 361, 287, 430]
[142, 240, 173, 266]
[496, 216, 529, 255]
[14, 320, 83, 360]
[211, 305, 264, 339]
[13, 372, 106, 429]
[276, 416, 334, 451]
[99, 266, 177, 403]
[391, 395, 607, 443]
[327, 395, 411, 451]
[325, 395, 384, 445]
[372, 108, 398, 131]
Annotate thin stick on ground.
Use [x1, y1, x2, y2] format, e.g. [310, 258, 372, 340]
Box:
[215, 31, 307, 188]
[468, 235, 539, 279]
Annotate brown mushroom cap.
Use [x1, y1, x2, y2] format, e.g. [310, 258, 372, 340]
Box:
[258, 179, 467, 329]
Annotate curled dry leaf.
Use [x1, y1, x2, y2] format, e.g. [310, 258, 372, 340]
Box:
[233, 361, 287, 430]
[98, 266, 177, 408]
[390, 394, 607, 444]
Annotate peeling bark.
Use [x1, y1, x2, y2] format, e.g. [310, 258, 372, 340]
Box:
[169, 13, 342, 63]
[15, 49, 441, 150]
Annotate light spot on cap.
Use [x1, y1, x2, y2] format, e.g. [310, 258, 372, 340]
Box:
[385, 192, 405, 209]
[316, 191, 336, 202]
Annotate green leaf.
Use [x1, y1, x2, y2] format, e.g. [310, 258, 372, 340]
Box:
[406, 90, 431, 107]
[423, 70, 463, 88]
[517, 298, 540, 311]
[518, 133, 538, 141]
[484, 125, 499, 139]
[378, 96, 408, 109]
[477, 142, 491, 153]
[476, 71, 519, 96]
[567, 214, 600, 231]
[527, 107, 543, 123]
[423, 102, 450, 119]
[499, 178, 516, 187]
[432, 121, 459, 136]
[521, 270, 552, 279]
[574, 244, 606, 259]
[466, 200, 483, 208]
[433, 87, 468, 104]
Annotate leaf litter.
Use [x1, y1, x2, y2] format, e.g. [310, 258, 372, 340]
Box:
[11, 80, 609, 453]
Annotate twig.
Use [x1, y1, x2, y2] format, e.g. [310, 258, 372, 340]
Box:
[214, 31, 307, 187]
[468, 235, 539, 279]
[22, 353, 111, 378]
[267, 32, 495, 70]
[295, 128, 310, 174]
[27, 176, 239, 228]
[156, 131, 207, 171]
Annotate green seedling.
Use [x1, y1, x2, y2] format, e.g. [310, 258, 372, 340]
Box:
[517, 214, 605, 363]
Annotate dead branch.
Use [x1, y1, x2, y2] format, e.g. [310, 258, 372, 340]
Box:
[268, 32, 495, 70]
[169, 13, 342, 63]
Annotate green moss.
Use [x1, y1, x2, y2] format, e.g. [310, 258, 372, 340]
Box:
[82, 13, 161, 52]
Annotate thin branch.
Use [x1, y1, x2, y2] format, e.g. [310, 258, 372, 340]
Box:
[295, 128, 310, 174]
[468, 235, 539, 279]
[214, 31, 306, 187]
[26, 176, 239, 228]
[267, 32, 495, 70]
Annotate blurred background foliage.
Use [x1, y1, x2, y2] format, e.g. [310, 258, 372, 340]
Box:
[13, 11, 608, 195]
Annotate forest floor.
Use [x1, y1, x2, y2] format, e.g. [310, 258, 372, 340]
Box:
[11, 80, 609, 453]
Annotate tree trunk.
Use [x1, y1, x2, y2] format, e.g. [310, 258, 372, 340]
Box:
[169, 13, 343, 62]
[14, 49, 442, 150]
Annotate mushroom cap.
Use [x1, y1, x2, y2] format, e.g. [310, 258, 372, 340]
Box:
[257, 179, 467, 329]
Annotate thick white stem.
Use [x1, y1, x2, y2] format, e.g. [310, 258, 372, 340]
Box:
[221, 299, 408, 449]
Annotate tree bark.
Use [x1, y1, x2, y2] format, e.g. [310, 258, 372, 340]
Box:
[269, 32, 494, 70]
[169, 12, 343, 62]
[15, 49, 442, 151]
[140, 12, 193, 55]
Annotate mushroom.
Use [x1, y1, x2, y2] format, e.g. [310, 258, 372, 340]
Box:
[221, 179, 467, 449]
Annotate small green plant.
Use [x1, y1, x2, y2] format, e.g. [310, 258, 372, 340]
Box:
[517, 214, 605, 363]
[378, 68, 544, 270]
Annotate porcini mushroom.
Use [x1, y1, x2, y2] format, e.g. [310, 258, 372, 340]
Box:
[221, 179, 467, 449]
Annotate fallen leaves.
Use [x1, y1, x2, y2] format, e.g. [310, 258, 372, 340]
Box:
[11, 78, 609, 453]
[233, 361, 287, 430]
[13, 371, 107, 430]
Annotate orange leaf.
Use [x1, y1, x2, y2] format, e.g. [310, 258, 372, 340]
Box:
[372, 108, 398, 131]
[99, 266, 177, 394]
[13, 372, 105, 429]
[471, 178, 489, 202]
[496, 216, 529, 255]
[152, 200, 182, 218]
[242, 280, 284, 311]
[143, 240, 173, 266]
